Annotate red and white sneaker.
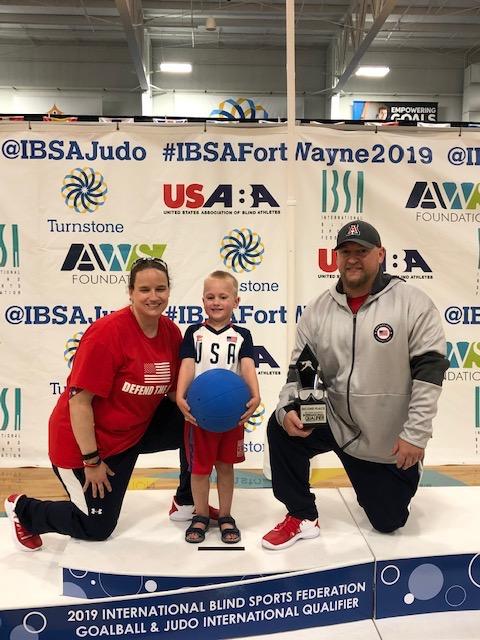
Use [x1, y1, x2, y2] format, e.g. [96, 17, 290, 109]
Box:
[262, 514, 319, 550]
[168, 497, 219, 522]
[4, 494, 42, 552]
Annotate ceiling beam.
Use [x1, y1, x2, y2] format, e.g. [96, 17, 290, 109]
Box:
[320, 0, 398, 97]
[115, 0, 148, 91]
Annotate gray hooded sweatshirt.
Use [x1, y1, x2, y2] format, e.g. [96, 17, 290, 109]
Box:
[276, 272, 449, 464]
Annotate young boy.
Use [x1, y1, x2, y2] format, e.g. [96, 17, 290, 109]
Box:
[176, 270, 260, 544]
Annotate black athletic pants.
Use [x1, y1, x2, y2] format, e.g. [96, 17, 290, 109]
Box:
[15, 398, 191, 541]
[267, 412, 420, 533]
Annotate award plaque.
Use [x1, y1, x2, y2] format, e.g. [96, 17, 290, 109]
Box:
[293, 345, 327, 428]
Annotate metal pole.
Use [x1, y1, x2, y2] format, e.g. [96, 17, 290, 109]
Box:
[286, 0, 296, 356]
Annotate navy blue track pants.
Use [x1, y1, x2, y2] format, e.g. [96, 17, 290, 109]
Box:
[15, 398, 190, 541]
[267, 412, 420, 533]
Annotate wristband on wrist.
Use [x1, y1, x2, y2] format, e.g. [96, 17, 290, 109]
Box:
[82, 449, 99, 461]
[83, 457, 102, 468]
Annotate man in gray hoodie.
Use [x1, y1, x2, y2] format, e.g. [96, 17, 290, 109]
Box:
[262, 220, 449, 550]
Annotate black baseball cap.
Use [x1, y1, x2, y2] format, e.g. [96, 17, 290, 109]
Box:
[334, 220, 382, 250]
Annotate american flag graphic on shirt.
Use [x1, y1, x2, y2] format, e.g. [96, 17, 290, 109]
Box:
[144, 362, 170, 384]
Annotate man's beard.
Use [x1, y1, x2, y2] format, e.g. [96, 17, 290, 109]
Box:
[342, 268, 369, 292]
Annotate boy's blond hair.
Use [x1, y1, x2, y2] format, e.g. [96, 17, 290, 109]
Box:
[204, 270, 239, 296]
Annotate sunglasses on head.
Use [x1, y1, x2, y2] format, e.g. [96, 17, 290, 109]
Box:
[131, 257, 168, 270]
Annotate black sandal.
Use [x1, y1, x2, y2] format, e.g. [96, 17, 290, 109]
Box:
[218, 516, 241, 544]
[185, 515, 209, 544]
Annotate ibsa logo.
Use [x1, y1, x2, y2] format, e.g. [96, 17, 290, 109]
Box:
[317, 248, 432, 280]
[478, 226, 480, 269]
[64, 332, 84, 368]
[475, 387, 480, 430]
[406, 182, 480, 210]
[220, 228, 264, 273]
[61, 243, 166, 285]
[245, 403, 266, 433]
[163, 183, 279, 209]
[62, 167, 108, 214]
[0, 224, 19, 267]
[321, 170, 364, 214]
[0, 388, 21, 430]
[445, 341, 480, 383]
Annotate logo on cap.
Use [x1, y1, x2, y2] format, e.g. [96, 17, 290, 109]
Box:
[346, 223, 361, 237]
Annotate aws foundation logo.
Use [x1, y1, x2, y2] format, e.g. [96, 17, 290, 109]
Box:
[60, 243, 166, 285]
[406, 181, 480, 223]
[445, 341, 480, 383]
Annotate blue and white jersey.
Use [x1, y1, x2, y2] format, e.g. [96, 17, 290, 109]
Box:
[180, 323, 254, 378]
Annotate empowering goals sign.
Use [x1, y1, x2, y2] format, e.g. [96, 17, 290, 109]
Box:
[0, 123, 478, 467]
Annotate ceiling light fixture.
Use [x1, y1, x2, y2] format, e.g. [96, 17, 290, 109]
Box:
[205, 16, 217, 31]
[159, 63, 192, 74]
[355, 66, 390, 78]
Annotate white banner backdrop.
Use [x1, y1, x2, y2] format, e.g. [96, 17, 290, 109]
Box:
[0, 123, 478, 468]
[296, 126, 480, 466]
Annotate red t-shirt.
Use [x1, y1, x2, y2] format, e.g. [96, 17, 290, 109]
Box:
[347, 294, 369, 315]
[49, 306, 182, 468]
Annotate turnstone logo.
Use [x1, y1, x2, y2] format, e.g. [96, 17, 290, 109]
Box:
[209, 97, 268, 120]
[220, 228, 264, 273]
[245, 403, 266, 433]
[62, 167, 108, 214]
[64, 332, 84, 368]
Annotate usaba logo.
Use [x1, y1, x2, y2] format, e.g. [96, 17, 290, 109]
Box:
[61, 243, 166, 285]
[405, 181, 480, 223]
[163, 184, 279, 211]
[317, 248, 433, 281]
[61, 167, 108, 214]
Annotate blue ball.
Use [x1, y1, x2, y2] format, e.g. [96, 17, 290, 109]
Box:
[186, 368, 250, 432]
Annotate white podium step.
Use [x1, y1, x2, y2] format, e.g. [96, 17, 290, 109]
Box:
[61, 489, 373, 598]
[341, 486, 480, 619]
[1, 486, 479, 640]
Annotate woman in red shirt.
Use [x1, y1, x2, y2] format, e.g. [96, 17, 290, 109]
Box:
[5, 258, 211, 550]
